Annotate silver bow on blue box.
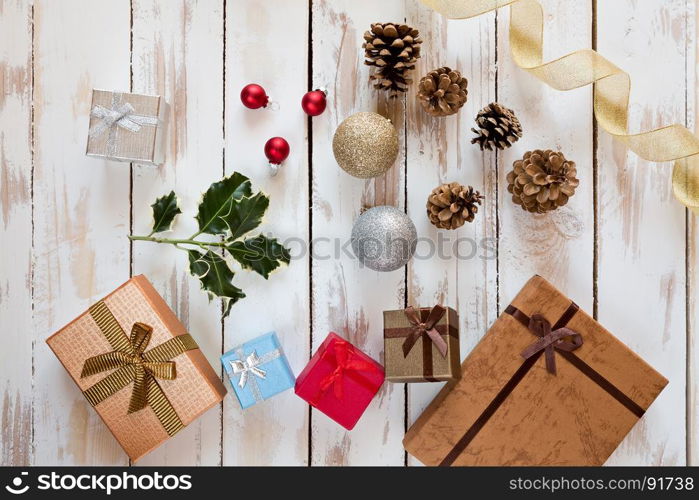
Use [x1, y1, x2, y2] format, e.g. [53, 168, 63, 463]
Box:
[221, 332, 296, 410]
[86, 89, 168, 166]
[230, 348, 281, 403]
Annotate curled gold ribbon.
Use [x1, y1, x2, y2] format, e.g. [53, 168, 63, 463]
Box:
[81, 301, 198, 436]
[420, 0, 699, 212]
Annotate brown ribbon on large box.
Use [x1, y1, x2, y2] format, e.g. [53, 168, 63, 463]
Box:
[439, 301, 646, 466]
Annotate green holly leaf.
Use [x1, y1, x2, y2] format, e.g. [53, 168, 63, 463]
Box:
[195, 172, 252, 235]
[188, 249, 245, 318]
[151, 191, 181, 234]
[225, 192, 270, 241]
[227, 234, 291, 279]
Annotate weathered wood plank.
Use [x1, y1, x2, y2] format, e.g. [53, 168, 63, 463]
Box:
[222, 0, 310, 465]
[690, 0, 698, 468]
[497, 0, 594, 310]
[597, 0, 687, 465]
[131, 0, 225, 466]
[310, 0, 406, 465]
[0, 0, 34, 467]
[32, 0, 131, 465]
[404, 0, 498, 466]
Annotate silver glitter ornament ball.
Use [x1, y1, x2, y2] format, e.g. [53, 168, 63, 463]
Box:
[351, 206, 417, 272]
[333, 112, 399, 178]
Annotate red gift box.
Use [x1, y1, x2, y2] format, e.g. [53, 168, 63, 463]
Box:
[295, 332, 385, 430]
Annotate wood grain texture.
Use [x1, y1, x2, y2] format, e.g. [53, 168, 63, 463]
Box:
[0, 0, 33, 466]
[597, 0, 687, 465]
[0, 0, 697, 466]
[497, 0, 594, 311]
[311, 0, 406, 465]
[131, 0, 224, 466]
[31, 0, 131, 465]
[690, 0, 698, 467]
[404, 0, 498, 466]
[222, 0, 310, 465]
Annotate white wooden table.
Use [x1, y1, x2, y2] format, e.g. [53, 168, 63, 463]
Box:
[0, 0, 696, 466]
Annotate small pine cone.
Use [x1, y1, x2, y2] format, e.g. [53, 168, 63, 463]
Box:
[506, 149, 579, 214]
[363, 22, 422, 98]
[427, 182, 483, 230]
[417, 67, 468, 117]
[471, 102, 522, 151]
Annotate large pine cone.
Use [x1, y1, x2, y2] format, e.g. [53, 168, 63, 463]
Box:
[506, 150, 579, 213]
[363, 23, 422, 97]
[471, 102, 522, 151]
[427, 182, 483, 230]
[417, 67, 468, 117]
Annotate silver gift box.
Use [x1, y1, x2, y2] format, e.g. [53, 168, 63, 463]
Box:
[85, 89, 169, 166]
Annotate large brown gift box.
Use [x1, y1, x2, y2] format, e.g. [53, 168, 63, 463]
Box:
[47, 275, 227, 462]
[383, 305, 460, 382]
[404, 275, 668, 466]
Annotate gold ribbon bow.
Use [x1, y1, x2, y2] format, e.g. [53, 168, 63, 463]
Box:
[80, 301, 198, 436]
[420, 0, 699, 212]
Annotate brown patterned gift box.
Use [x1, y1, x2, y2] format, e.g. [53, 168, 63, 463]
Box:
[404, 275, 668, 466]
[86, 89, 168, 165]
[46, 275, 226, 462]
[383, 305, 460, 382]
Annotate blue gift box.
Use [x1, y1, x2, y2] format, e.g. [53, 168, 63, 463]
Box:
[221, 332, 295, 409]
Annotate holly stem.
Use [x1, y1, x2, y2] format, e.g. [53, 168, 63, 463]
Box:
[128, 235, 227, 249]
[129, 234, 258, 257]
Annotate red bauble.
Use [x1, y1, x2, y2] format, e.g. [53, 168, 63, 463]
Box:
[240, 83, 269, 109]
[301, 89, 327, 116]
[264, 137, 290, 165]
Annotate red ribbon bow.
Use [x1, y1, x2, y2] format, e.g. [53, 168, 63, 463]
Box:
[402, 305, 448, 358]
[520, 314, 583, 375]
[317, 338, 378, 400]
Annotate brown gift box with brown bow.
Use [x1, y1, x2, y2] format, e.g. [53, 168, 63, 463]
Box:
[404, 275, 668, 466]
[383, 306, 460, 382]
[46, 275, 226, 462]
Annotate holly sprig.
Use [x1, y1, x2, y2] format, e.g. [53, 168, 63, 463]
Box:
[129, 172, 291, 318]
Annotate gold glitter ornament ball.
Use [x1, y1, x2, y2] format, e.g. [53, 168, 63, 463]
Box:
[333, 112, 399, 178]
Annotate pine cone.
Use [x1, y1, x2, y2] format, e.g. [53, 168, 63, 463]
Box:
[506, 150, 579, 213]
[417, 67, 468, 117]
[363, 23, 422, 98]
[427, 182, 483, 230]
[471, 102, 522, 151]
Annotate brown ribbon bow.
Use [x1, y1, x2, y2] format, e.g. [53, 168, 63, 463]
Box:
[402, 305, 448, 358]
[80, 301, 198, 436]
[520, 314, 583, 375]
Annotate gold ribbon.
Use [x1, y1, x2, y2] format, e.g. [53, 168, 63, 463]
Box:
[80, 301, 198, 436]
[420, 0, 699, 213]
